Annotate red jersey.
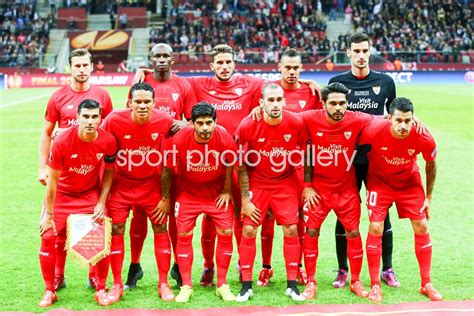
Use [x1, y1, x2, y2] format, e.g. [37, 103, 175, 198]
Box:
[359, 119, 437, 190]
[102, 109, 173, 182]
[301, 110, 373, 191]
[188, 75, 264, 134]
[236, 111, 308, 188]
[45, 85, 113, 128]
[167, 125, 237, 201]
[273, 81, 323, 113]
[47, 126, 117, 194]
[128, 73, 196, 120]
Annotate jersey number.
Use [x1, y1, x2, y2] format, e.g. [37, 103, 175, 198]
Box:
[368, 191, 378, 207]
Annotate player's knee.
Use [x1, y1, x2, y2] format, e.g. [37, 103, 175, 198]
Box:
[178, 230, 193, 237]
[216, 228, 232, 236]
[282, 224, 298, 237]
[412, 219, 428, 235]
[152, 223, 168, 233]
[345, 229, 360, 239]
[369, 222, 384, 236]
[112, 223, 126, 235]
[243, 225, 257, 238]
[306, 228, 319, 237]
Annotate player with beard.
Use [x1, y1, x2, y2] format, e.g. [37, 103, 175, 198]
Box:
[38, 48, 113, 292]
[38, 99, 117, 307]
[125, 43, 196, 290]
[328, 33, 399, 289]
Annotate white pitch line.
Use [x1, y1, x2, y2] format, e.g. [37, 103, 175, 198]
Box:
[0, 94, 50, 109]
[278, 307, 474, 316]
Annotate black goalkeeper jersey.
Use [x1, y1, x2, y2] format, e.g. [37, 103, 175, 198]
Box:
[329, 70, 396, 116]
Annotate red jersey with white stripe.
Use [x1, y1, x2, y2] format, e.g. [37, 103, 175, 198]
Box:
[273, 81, 323, 113]
[359, 119, 437, 190]
[47, 126, 117, 194]
[188, 75, 264, 134]
[45, 85, 113, 128]
[236, 111, 308, 188]
[301, 110, 373, 191]
[136, 73, 196, 119]
[167, 125, 237, 201]
[101, 109, 173, 182]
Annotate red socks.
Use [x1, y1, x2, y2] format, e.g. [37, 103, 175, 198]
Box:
[233, 216, 243, 250]
[347, 235, 364, 283]
[201, 216, 216, 269]
[154, 233, 171, 286]
[54, 237, 66, 277]
[261, 217, 275, 266]
[177, 234, 194, 286]
[129, 212, 148, 264]
[216, 233, 233, 287]
[39, 237, 56, 291]
[284, 236, 301, 280]
[415, 233, 432, 286]
[303, 234, 318, 283]
[239, 236, 256, 282]
[297, 216, 305, 263]
[95, 256, 110, 290]
[110, 235, 125, 286]
[168, 209, 178, 262]
[366, 233, 382, 286]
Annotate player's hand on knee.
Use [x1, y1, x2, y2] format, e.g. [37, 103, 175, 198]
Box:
[302, 187, 320, 209]
[92, 202, 106, 223]
[420, 198, 431, 220]
[242, 201, 261, 224]
[153, 197, 171, 224]
[38, 168, 48, 186]
[39, 213, 56, 236]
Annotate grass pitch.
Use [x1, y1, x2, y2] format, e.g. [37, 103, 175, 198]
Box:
[0, 84, 472, 312]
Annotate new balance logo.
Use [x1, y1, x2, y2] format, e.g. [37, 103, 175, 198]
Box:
[381, 147, 388, 151]
[257, 138, 265, 142]
[289, 262, 299, 267]
[178, 254, 189, 258]
[316, 132, 323, 137]
[241, 265, 251, 269]
[163, 250, 171, 254]
[223, 252, 233, 256]
[124, 134, 131, 139]
[305, 254, 315, 258]
[421, 243, 432, 249]
[39, 251, 50, 256]
[367, 245, 378, 249]
[210, 91, 216, 95]
[111, 251, 122, 255]
[352, 255, 364, 259]
[70, 154, 78, 158]
[66, 104, 74, 109]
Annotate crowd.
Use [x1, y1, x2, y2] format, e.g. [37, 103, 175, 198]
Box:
[349, 0, 473, 63]
[149, 1, 330, 64]
[0, 0, 51, 67]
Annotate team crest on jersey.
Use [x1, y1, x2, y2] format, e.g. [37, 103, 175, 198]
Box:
[96, 153, 103, 160]
[372, 86, 381, 95]
[344, 131, 352, 140]
[408, 149, 415, 156]
[284, 134, 292, 142]
[67, 104, 74, 109]
[210, 91, 216, 95]
[303, 215, 309, 223]
[172, 93, 179, 102]
[151, 133, 159, 141]
[299, 100, 306, 108]
[234, 88, 242, 96]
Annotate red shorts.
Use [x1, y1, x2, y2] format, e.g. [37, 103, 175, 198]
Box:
[366, 184, 426, 222]
[303, 189, 360, 231]
[42, 189, 99, 237]
[174, 198, 233, 233]
[243, 185, 299, 226]
[107, 177, 165, 225]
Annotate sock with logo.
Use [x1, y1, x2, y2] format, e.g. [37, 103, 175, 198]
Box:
[110, 235, 125, 286]
[39, 236, 56, 291]
[347, 234, 363, 283]
[154, 232, 171, 286]
[366, 233, 382, 286]
[261, 217, 275, 267]
[415, 233, 432, 286]
[201, 216, 216, 269]
[303, 233, 318, 283]
[239, 236, 256, 282]
[177, 234, 194, 287]
[216, 233, 233, 287]
[283, 236, 301, 280]
[130, 212, 148, 264]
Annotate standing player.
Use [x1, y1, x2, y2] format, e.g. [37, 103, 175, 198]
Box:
[235, 83, 307, 302]
[164, 102, 237, 303]
[38, 99, 117, 307]
[360, 98, 442, 303]
[250, 48, 323, 287]
[328, 32, 399, 289]
[300, 83, 373, 300]
[38, 48, 113, 291]
[102, 82, 175, 302]
[125, 43, 196, 289]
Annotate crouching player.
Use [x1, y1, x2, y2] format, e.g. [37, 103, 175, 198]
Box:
[38, 99, 117, 307]
[164, 102, 237, 303]
[361, 97, 442, 303]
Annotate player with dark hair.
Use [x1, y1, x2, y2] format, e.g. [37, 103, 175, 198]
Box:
[360, 97, 442, 303]
[235, 83, 308, 302]
[328, 32, 399, 289]
[300, 82, 375, 300]
[164, 102, 237, 303]
[102, 82, 175, 303]
[38, 48, 113, 291]
[38, 99, 117, 307]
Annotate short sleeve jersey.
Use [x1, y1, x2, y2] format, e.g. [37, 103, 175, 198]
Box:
[47, 126, 117, 194]
[329, 71, 396, 115]
[45, 85, 113, 128]
[133, 73, 196, 120]
[301, 110, 373, 191]
[188, 75, 264, 134]
[359, 119, 437, 190]
[101, 109, 173, 181]
[273, 81, 323, 113]
[167, 125, 237, 201]
[236, 111, 308, 189]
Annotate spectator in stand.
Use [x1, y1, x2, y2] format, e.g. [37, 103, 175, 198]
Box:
[96, 60, 105, 75]
[119, 12, 127, 29]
